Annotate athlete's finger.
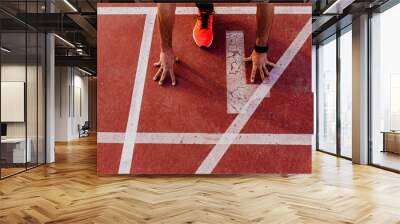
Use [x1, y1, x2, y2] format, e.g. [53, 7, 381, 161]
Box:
[259, 66, 265, 81]
[243, 56, 252, 62]
[170, 71, 176, 86]
[154, 60, 161, 67]
[250, 66, 257, 83]
[159, 70, 167, 86]
[266, 60, 276, 67]
[262, 64, 270, 79]
[153, 68, 163, 81]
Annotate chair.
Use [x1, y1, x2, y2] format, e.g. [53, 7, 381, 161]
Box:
[79, 121, 90, 138]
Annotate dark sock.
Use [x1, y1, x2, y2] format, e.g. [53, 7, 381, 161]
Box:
[196, 3, 214, 14]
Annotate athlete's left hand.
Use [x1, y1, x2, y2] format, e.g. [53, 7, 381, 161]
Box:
[244, 50, 276, 83]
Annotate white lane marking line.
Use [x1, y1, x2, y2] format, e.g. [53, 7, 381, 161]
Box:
[175, 7, 198, 14]
[226, 31, 271, 114]
[274, 6, 312, 14]
[118, 10, 157, 174]
[193, 7, 257, 15]
[196, 18, 312, 174]
[98, 6, 312, 15]
[98, 7, 157, 15]
[98, 132, 312, 145]
[226, 31, 255, 114]
[98, 132, 126, 143]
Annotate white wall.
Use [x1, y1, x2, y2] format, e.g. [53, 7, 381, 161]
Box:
[1, 64, 39, 138]
[54, 67, 89, 141]
[72, 73, 89, 138]
[1, 65, 26, 138]
[55, 66, 70, 141]
[1, 63, 46, 164]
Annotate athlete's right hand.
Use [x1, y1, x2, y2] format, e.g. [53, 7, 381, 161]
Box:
[153, 49, 179, 86]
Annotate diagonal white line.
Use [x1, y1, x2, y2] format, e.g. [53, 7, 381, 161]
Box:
[195, 18, 312, 174]
[98, 7, 157, 15]
[98, 132, 312, 145]
[118, 9, 157, 174]
[274, 6, 311, 14]
[226, 31, 271, 114]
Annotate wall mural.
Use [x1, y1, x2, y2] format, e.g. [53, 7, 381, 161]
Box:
[97, 3, 313, 174]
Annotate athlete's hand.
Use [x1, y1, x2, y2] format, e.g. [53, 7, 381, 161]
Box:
[153, 49, 179, 86]
[244, 50, 276, 83]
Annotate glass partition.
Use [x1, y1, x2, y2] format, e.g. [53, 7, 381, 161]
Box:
[1, 30, 28, 177]
[0, 1, 46, 179]
[317, 35, 337, 154]
[371, 4, 400, 171]
[339, 27, 352, 158]
[27, 30, 38, 169]
[38, 32, 46, 165]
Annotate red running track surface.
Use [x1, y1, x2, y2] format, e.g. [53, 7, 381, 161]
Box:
[97, 4, 313, 175]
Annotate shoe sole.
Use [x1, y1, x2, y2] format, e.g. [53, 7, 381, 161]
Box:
[192, 27, 213, 48]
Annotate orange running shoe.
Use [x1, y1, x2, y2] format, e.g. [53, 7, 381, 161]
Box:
[193, 11, 214, 48]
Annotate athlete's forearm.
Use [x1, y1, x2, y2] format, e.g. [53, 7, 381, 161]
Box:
[157, 3, 176, 52]
[255, 3, 273, 46]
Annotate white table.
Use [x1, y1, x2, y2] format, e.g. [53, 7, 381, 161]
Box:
[1, 138, 32, 163]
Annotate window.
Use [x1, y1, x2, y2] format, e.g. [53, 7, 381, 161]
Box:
[317, 36, 337, 154]
[339, 27, 352, 158]
[370, 3, 400, 171]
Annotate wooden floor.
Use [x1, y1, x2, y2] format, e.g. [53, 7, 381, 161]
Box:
[373, 151, 400, 171]
[1, 135, 400, 224]
[0, 167, 26, 178]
